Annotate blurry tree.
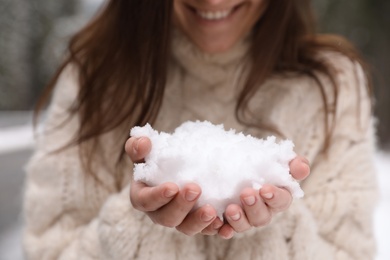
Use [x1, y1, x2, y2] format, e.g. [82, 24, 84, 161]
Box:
[0, 0, 78, 110]
[313, 0, 390, 149]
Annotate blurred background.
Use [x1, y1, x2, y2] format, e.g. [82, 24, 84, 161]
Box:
[0, 0, 389, 259]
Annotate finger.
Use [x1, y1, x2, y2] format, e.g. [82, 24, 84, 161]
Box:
[224, 204, 252, 233]
[218, 224, 235, 239]
[201, 217, 224, 236]
[289, 156, 310, 181]
[240, 188, 272, 227]
[130, 181, 179, 212]
[125, 137, 152, 163]
[260, 185, 292, 213]
[149, 183, 201, 228]
[176, 204, 217, 236]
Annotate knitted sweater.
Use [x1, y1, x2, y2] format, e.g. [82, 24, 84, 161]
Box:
[23, 32, 378, 259]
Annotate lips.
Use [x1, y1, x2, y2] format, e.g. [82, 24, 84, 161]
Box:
[196, 9, 232, 20]
[185, 3, 243, 22]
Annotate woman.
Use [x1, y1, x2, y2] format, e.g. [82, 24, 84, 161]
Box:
[23, 0, 378, 259]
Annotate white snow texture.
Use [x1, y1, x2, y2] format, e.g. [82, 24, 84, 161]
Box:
[130, 121, 303, 218]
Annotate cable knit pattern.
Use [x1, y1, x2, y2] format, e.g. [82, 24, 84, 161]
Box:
[23, 32, 378, 259]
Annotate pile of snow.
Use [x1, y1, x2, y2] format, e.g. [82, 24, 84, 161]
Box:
[131, 121, 303, 218]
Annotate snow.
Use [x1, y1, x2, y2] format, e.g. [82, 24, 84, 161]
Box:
[131, 121, 302, 218]
[0, 225, 23, 260]
[374, 152, 390, 260]
[0, 125, 34, 155]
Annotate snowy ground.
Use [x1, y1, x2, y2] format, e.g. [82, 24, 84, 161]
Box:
[0, 123, 389, 259]
[374, 152, 390, 260]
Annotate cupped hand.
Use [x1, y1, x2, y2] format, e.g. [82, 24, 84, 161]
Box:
[216, 156, 311, 239]
[125, 137, 222, 236]
[125, 137, 310, 239]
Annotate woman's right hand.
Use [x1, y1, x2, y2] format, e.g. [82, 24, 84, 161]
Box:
[125, 137, 225, 237]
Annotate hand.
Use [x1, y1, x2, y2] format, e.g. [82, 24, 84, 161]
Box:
[125, 137, 310, 239]
[216, 156, 311, 239]
[125, 137, 223, 236]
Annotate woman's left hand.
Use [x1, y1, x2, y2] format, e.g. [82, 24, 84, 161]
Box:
[201, 156, 310, 239]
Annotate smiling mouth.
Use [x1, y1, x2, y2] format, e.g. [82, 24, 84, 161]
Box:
[197, 9, 231, 20]
[187, 3, 243, 21]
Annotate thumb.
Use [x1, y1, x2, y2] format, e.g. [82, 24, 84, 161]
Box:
[289, 156, 310, 181]
[125, 137, 152, 163]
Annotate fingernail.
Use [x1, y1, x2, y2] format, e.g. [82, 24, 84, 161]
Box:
[164, 189, 177, 198]
[229, 212, 240, 221]
[303, 163, 310, 174]
[136, 137, 148, 152]
[185, 191, 200, 202]
[133, 138, 141, 154]
[223, 231, 234, 240]
[201, 213, 214, 222]
[262, 193, 274, 199]
[243, 196, 256, 206]
[213, 222, 223, 229]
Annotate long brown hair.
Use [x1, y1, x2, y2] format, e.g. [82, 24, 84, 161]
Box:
[35, 0, 372, 177]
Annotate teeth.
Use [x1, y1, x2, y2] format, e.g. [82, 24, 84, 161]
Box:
[197, 9, 231, 20]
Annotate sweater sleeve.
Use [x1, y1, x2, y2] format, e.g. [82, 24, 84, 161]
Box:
[276, 127, 378, 259]
[24, 150, 202, 260]
[279, 55, 378, 259]
[22, 67, 201, 260]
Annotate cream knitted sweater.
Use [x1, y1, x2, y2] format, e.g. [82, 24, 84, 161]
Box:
[23, 32, 378, 259]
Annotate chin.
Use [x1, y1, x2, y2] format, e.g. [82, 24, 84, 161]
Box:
[196, 39, 237, 54]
